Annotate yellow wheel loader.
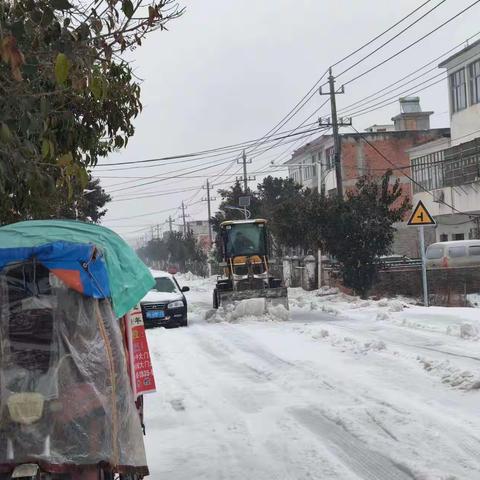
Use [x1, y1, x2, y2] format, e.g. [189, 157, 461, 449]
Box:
[213, 219, 289, 310]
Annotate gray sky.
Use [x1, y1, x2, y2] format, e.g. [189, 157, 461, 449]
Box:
[93, 0, 480, 244]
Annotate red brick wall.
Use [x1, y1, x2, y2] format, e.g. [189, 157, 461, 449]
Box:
[340, 131, 448, 216]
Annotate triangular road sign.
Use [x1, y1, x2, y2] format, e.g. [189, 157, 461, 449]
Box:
[407, 200, 436, 226]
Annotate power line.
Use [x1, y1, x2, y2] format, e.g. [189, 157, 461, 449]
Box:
[335, 0, 448, 79]
[104, 127, 327, 193]
[346, 74, 447, 119]
[338, 31, 480, 115]
[341, 0, 480, 87]
[244, 1, 442, 160]
[331, 0, 436, 68]
[94, 121, 318, 169]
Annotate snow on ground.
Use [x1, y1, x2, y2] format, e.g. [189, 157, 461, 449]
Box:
[143, 274, 480, 480]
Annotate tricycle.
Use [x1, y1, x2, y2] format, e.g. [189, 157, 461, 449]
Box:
[0, 220, 156, 479]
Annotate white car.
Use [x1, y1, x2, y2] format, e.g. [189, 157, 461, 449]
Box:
[140, 270, 190, 328]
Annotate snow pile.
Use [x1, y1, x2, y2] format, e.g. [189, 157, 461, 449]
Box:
[289, 287, 411, 322]
[418, 356, 480, 390]
[466, 293, 480, 308]
[460, 322, 479, 339]
[205, 298, 290, 323]
[399, 307, 480, 341]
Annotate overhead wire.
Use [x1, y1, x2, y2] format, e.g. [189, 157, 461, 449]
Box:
[337, 30, 480, 115]
[334, 0, 449, 79]
[331, 0, 436, 68]
[339, 0, 480, 87]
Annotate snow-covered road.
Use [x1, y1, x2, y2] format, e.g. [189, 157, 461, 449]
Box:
[143, 275, 480, 480]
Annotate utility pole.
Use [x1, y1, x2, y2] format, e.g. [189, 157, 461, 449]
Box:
[181, 201, 187, 237]
[319, 67, 352, 197]
[155, 224, 160, 239]
[237, 150, 255, 194]
[203, 180, 216, 244]
[166, 215, 175, 234]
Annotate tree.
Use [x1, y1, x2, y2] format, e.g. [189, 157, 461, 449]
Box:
[0, 0, 183, 224]
[210, 181, 261, 233]
[137, 230, 207, 276]
[55, 177, 111, 222]
[257, 176, 307, 255]
[321, 171, 411, 298]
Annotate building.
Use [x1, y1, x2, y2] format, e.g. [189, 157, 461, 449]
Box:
[284, 98, 450, 256]
[409, 40, 480, 241]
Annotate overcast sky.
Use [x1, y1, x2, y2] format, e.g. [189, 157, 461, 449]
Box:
[93, 0, 480, 244]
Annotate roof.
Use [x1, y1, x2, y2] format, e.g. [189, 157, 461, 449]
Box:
[438, 38, 480, 68]
[428, 240, 480, 248]
[220, 219, 267, 227]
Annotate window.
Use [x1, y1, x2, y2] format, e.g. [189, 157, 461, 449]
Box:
[469, 245, 480, 256]
[426, 247, 443, 259]
[411, 151, 445, 194]
[451, 68, 467, 112]
[303, 157, 316, 180]
[439, 233, 449, 242]
[449, 246, 466, 258]
[453, 233, 465, 241]
[470, 60, 480, 105]
[325, 147, 335, 170]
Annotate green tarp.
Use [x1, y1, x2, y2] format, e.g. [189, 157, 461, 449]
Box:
[0, 220, 154, 318]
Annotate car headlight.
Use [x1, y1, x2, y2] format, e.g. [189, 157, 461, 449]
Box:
[167, 300, 184, 309]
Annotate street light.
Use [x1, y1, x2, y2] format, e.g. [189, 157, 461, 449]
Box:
[223, 205, 251, 220]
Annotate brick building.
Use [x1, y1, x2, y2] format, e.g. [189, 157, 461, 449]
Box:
[284, 98, 450, 257]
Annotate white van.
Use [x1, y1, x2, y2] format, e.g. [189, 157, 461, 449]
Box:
[425, 240, 480, 268]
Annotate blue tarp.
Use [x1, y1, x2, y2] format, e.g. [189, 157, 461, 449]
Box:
[0, 241, 110, 299]
[0, 220, 154, 317]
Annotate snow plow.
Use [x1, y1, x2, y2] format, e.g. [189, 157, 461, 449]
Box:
[213, 219, 288, 311]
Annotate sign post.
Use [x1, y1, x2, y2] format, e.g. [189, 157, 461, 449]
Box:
[407, 200, 436, 307]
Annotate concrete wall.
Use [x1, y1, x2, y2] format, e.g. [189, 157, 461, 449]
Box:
[440, 41, 480, 145]
[451, 103, 480, 145]
[413, 184, 480, 241]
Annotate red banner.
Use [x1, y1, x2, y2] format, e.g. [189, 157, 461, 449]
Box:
[126, 306, 156, 398]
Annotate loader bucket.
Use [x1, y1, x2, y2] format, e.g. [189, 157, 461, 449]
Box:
[217, 287, 289, 311]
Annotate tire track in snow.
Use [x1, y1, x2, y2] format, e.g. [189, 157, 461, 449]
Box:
[290, 408, 415, 480]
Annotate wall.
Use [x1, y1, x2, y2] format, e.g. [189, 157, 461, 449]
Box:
[451, 103, 480, 145]
[370, 266, 480, 306]
[413, 184, 480, 241]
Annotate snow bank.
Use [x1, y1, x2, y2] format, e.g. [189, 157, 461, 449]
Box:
[418, 356, 480, 390]
[466, 293, 480, 308]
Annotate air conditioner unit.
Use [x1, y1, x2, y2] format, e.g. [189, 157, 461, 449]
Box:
[432, 190, 445, 203]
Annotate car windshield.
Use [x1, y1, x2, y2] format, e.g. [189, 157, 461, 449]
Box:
[225, 223, 266, 257]
[152, 277, 178, 293]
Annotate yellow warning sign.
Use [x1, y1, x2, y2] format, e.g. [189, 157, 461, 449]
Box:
[407, 200, 436, 226]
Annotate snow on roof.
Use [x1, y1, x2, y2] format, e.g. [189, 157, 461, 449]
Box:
[428, 240, 480, 248]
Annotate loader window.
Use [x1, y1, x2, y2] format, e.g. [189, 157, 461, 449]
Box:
[225, 223, 266, 257]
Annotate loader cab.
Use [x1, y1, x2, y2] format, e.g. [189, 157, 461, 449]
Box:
[221, 220, 268, 259]
[217, 219, 273, 289]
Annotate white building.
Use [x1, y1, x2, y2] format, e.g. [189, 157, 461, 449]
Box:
[409, 40, 480, 241]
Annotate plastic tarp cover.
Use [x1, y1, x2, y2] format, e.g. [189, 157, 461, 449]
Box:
[0, 262, 148, 475]
[0, 220, 155, 318]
